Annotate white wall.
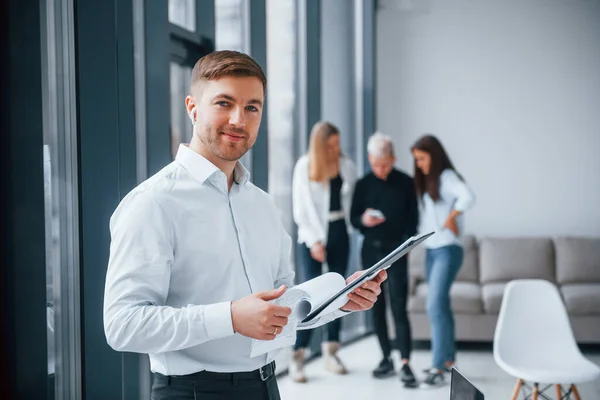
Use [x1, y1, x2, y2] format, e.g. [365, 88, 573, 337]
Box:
[376, 0, 600, 237]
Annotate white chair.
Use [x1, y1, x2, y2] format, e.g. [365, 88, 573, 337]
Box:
[493, 279, 600, 400]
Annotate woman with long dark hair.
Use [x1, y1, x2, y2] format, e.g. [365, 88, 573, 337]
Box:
[411, 135, 475, 388]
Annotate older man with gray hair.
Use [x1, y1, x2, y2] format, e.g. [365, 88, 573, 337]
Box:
[350, 132, 419, 387]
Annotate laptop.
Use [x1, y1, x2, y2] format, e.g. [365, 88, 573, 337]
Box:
[450, 368, 484, 400]
[301, 231, 434, 323]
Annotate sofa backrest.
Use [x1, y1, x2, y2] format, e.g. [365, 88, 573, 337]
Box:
[554, 236, 600, 284]
[479, 237, 555, 283]
[408, 235, 479, 282]
[458, 235, 479, 282]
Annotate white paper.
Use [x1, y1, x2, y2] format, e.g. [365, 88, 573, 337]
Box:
[250, 273, 348, 357]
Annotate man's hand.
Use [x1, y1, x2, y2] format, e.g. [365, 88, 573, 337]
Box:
[310, 242, 326, 263]
[361, 208, 386, 228]
[340, 270, 387, 312]
[230, 285, 292, 340]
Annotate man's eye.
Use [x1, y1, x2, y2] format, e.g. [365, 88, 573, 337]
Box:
[217, 101, 229, 107]
[246, 105, 259, 112]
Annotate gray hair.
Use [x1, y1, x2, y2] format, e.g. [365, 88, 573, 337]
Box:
[367, 132, 394, 158]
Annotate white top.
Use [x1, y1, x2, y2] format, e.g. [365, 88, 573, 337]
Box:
[292, 155, 357, 247]
[103, 145, 344, 376]
[420, 169, 476, 249]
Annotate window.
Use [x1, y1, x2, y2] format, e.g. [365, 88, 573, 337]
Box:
[170, 62, 193, 159]
[215, 0, 250, 52]
[266, 0, 298, 373]
[168, 0, 196, 32]
[41, 0, 81, 398]
[167, 1, 213, 159]
[267, 0, 297, 239]
[215, 0, 253, 173]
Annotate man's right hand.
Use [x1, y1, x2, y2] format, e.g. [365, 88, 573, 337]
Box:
[362, 208, 386, 227]
[230, 285, 292, 340]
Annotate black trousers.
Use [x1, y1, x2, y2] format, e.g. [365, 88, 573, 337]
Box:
[294, 219, 349, 349]
[362, 238, 412, 360]
[151, 362, 280, 400]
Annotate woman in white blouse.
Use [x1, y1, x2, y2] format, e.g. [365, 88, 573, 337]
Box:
[290, 121, 357, 383]
[411, 135, 475, 388]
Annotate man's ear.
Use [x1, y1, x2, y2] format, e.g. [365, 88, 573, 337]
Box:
[185, 95, 196, 124]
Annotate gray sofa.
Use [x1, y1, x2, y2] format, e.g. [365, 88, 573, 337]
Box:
[407, 236, 600, 344]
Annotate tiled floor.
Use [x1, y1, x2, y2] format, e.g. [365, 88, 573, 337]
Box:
[278, 335, 600, 399]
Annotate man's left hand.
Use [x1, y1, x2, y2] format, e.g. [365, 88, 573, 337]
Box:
[340, 270, 387, 312]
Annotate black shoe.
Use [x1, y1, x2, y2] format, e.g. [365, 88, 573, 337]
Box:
[420, 368, 445, 388]
[400, 364, 418, 388]
[372, 357, 395, 379]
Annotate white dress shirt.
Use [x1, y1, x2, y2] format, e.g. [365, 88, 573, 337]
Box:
[292, 155, 357, 247]
[420, 169, 476, 249]
[104, 145, 345, 376]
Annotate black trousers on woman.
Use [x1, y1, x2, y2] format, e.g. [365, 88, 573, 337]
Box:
[293, 219, 349, 350]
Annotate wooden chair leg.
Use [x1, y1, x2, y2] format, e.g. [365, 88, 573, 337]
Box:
[511, 379, 523, 400]
[571, 385, 581, 400]
[532, 383, 539, 400]
[555, 384, 562, 400]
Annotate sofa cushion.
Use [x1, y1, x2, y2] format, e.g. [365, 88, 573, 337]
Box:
[555, 237, 600, 284]
[481, 283, 507, 314]
[408, 282, 482, 314]
[560, 284, 600, 316]
[479, 237, 555, 284]
[408, 235, 478, 282]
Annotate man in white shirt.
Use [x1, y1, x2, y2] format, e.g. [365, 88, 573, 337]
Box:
[103, 50, 386, 400]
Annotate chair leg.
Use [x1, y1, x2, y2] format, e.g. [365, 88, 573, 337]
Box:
[555, 384, 562, 400]
[511, 379, 523, 400]
[532, 383, 539, 400]
[571, 385, 581, 400]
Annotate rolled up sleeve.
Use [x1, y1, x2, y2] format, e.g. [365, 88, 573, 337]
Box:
[443, 170, 476, 212]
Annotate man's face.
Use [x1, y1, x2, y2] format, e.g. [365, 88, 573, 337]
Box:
[186, 76, 264, 162]
[369, 154, 395, 180]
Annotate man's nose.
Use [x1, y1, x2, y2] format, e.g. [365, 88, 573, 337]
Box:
[229, 107, 247, 127]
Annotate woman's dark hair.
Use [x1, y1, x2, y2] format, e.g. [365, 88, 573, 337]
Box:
[411, 134, 462, 201]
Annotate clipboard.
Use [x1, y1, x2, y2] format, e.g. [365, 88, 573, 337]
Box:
[301, 231, 434, 323]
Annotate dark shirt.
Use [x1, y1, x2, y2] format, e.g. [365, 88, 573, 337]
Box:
[329, 174, 343, 212]
[350, 169, 419, 244]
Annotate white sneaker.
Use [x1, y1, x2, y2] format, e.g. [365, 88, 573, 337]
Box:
[290, 349, 307, 383]
[322, 342, 348, 375]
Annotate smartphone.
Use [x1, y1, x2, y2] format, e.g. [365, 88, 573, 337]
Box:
[367, 209, 385, 219]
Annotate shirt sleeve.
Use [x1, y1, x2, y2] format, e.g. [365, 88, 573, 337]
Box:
[443, 169, 476, 213]
[273, 221, 295, 290]
[103, 191, 234, 354]
[292, 157, 326, 247]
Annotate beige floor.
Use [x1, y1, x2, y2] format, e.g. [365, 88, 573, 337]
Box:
[277, 335, 600, 400]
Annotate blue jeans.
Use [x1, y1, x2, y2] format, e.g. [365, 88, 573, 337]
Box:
[425, 245, 463, 370]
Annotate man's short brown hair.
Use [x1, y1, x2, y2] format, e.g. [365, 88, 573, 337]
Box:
[190, 50, 267, 94]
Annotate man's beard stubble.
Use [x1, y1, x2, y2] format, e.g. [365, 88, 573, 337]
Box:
[197, 125, 253, 162]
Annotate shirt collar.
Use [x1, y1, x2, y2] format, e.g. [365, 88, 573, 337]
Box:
[175, 144, 250, 186]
